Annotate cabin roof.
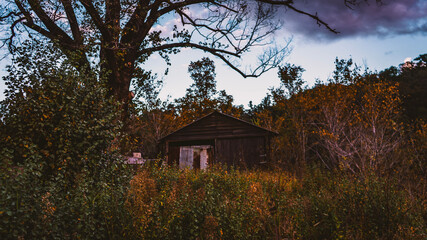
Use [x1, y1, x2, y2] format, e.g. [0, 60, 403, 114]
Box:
[160, 111, 278, 142]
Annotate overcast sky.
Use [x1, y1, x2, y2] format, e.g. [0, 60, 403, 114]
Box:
[154, 0, 427, 107]
[1, 0, 426, 106]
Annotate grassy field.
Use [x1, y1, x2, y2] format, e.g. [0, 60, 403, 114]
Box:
[2, 160, 426, 239]
[126, 164, 425, 239]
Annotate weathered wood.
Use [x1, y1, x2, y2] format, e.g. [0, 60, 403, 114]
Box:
[179, 146, 193, 169]
[161, 111, 277, 169]
[215, 137, 266, 168]
[161, 111, 276, 142]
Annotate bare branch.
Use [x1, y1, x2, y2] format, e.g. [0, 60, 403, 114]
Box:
[26, 0, 74, 44]
[139, 42, 241, 58]
[79, 0, 110, 40]
[139, 41, 275, 78]
[256, 0, 339, 33]
[60, 0, 82, 45]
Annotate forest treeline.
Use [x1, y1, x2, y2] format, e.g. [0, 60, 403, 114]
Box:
[128, 54, 426, 186]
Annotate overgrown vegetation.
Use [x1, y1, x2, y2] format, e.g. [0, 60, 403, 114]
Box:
[1, 48, 426, 239]
[125, 164, 424, 239]
[249, 56, 427, 195]
[0, 43, 135, 239]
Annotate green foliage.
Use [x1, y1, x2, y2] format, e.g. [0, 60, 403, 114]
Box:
[1, 156, 135, 239]
[0, 42, 121, 180]
[0, 42, 134, 239]
[290, 167, 425, 239]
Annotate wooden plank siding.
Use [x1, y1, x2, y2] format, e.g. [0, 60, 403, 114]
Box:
[160, 111, 277, 169]
[215, 137, 266, 168]
[162, 111, 273, 141]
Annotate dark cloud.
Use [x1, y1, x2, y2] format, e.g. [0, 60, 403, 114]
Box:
[279, 0, 427, 40]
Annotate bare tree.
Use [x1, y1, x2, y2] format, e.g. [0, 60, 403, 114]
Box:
[314, 81, 403, 175]
[0, 0, 351, 115]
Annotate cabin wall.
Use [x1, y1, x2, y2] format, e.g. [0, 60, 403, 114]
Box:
[161, 112, 276, 169]
[215, 137, 266, 168]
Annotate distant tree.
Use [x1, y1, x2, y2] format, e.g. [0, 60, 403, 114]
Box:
[331, 58, 362, 84]
[188, 57, 217, 99]
[307, 81, 403, 174]
[277, 63, 306, 97]
[251, 57, 407, 174]
[0, 0, 357, 116]
[175, 57, 243, 124]
[129, 102, 179, 158]
[248, 63, 308, 171]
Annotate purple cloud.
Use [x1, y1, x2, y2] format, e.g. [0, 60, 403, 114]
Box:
[279, 0, 427, 40]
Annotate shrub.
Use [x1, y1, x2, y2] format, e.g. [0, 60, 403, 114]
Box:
[126, 165, 295, 239]
[0, 155, 135, 239]
[0, 42, 135, 239]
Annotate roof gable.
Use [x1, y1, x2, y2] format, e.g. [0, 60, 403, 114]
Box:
[160, 111, 277, 142]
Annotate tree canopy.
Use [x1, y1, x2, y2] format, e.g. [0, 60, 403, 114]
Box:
[0, 0, 361, 115]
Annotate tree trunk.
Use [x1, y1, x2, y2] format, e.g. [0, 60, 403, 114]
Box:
[100, 44, 136, 121]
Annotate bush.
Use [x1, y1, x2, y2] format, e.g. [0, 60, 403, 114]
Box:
[0, 155, 134, 239]
[0, 42, 135, 239]
[126, 165, 295, 239]
[0, 42, 123, 181]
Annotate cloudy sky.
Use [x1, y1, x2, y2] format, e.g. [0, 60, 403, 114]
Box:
[150, 0, 426, 106]
[284, 0, 427, 39]
[1, 0, 426, 106]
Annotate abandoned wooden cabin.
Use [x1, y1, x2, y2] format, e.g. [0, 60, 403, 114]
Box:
[159, 111, 278, 169]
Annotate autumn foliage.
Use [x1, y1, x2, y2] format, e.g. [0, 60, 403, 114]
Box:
[125, 165, 425, 239]
[1, 52, 426, 239]
[250, 59, 426, 196]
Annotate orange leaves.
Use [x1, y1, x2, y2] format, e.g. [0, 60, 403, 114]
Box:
[255, 76, 404, 173]
[126, 171, 158, 234]
[41, 192, 56, 217]
[126, 167, 300, 238]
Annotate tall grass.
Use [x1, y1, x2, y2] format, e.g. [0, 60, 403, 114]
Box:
[126, 164, 425, 239]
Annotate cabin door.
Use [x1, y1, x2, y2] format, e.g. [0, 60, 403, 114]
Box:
[179, 145, 211, 169]
[179, 146, 193, 169]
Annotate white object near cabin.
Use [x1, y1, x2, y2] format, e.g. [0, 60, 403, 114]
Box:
[179, 145, 210, 169]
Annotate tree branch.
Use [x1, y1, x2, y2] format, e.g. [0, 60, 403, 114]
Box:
[140, 41, 287, 78]
[60, 0, 83, 45]
[121, 0, 150, 46]
[79, 0, 110, 40]
[26, 0, 75, 43]
[105, 0, 121, 40]
[256, 0, 339, 33]
[139, 42, 240, 58]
